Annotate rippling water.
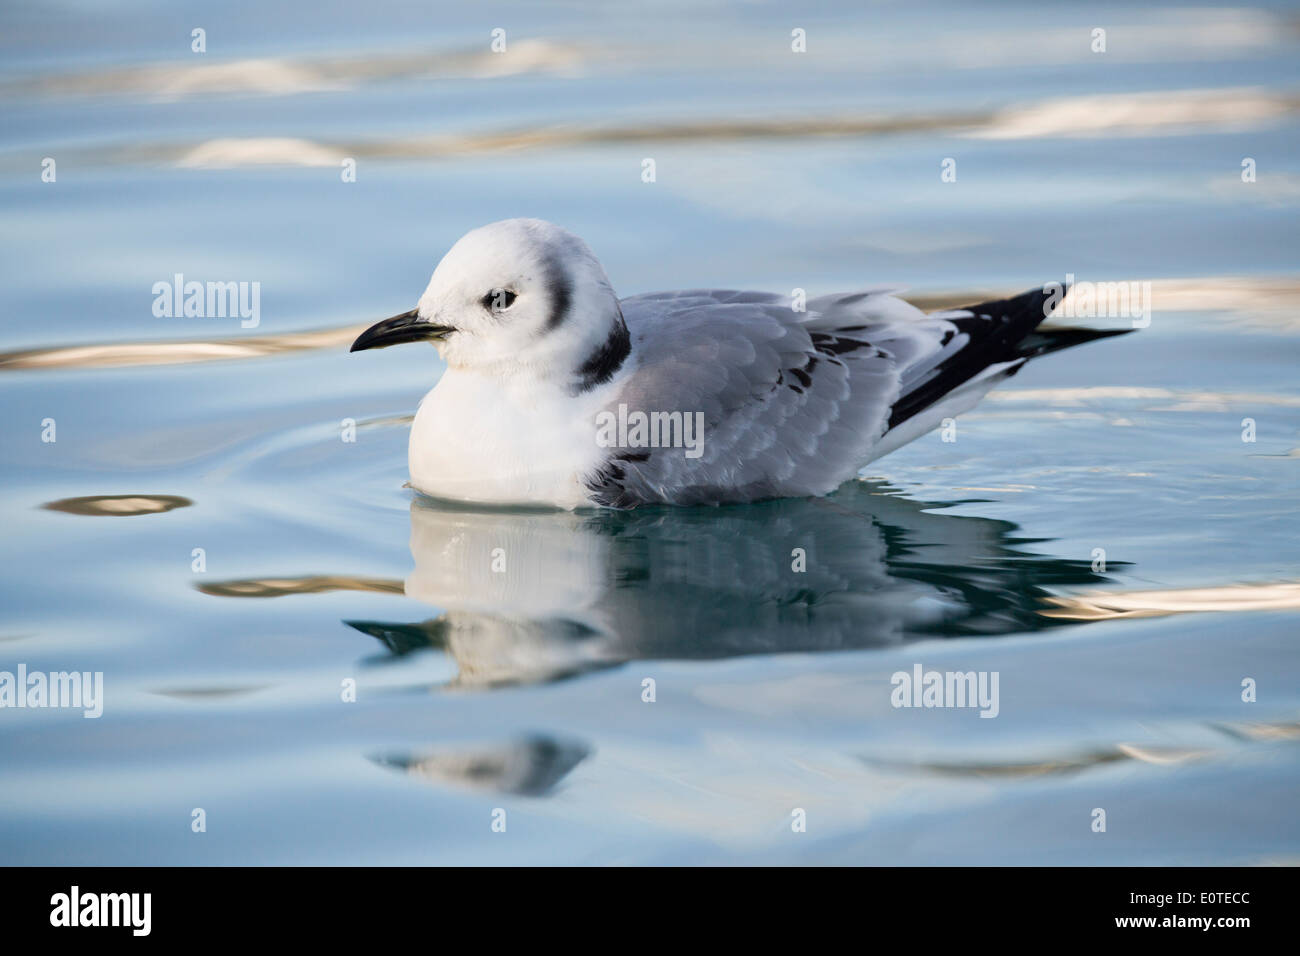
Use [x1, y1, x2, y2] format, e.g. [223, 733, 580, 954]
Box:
[1, 1, 1298, 865]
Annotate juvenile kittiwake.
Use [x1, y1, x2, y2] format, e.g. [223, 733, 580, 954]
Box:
[351, 218, 1130, 509]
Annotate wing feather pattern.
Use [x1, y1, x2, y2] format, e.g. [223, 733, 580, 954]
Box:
[583, 285, 1096, 507]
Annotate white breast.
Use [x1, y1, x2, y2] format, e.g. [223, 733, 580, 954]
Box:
[408, 367, 609, 508]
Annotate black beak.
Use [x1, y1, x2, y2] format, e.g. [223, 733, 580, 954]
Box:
[350, 309, 454, 352]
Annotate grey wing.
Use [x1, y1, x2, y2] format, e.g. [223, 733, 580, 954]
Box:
[584, 289, 964, 507]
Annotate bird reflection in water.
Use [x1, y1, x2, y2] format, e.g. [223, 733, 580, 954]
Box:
[344, 480, 1118, 688]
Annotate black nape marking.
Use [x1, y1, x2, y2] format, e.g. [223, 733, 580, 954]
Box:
[573, 314, 631, 393]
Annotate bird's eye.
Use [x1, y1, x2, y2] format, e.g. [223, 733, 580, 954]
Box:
[483, 289, 517, 311]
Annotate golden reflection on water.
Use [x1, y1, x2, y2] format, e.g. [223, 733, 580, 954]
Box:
[4, 277, 1299, 374]
[970, 87, 1296, 140]
[865, 720, 1299, 779]
[42, 493, 193, 516]
[70, 86, 1297, 169]
[1040, 581, 1300, 620]
[202, 88, 1293, 165]
[5, 40, 589, 100]
[196, 574, 404, 598]
[0, 325, 364, 371]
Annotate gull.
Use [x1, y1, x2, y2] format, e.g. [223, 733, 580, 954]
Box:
[351, 218, 1130, 509]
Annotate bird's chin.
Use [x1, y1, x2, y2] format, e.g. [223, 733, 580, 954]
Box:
[433, 338, 469, 368]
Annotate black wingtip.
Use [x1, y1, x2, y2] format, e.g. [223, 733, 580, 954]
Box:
[1014, 281, 1140, 357]
[886, 283, 1125, 431]
[1015, 325, 1136, 359]
[957, 284, 1072, 330]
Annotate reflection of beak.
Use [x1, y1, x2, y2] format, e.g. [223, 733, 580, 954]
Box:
[350, 309, 454, 352]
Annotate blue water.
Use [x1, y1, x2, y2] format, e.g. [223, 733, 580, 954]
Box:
[1, 1, 1297, 864]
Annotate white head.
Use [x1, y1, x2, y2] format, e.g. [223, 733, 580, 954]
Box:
[352, 218, 630, 392]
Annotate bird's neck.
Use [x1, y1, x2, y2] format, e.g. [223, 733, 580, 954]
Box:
[494, 310, 632, 396]
[566, 312, 631, 395]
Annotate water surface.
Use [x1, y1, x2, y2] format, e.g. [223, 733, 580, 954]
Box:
[1, 0, 1298, 864]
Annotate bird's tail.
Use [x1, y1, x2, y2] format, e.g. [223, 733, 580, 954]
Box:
[952, 284, 1136, 360]
[886, 285, 1134, 431]
[1013, 324, 1135, 358]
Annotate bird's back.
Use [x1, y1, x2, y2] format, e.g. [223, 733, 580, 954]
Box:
[584, 289, 939, 506]
[583, 285, 1124, 508]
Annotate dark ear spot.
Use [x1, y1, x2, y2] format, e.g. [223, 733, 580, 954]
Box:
[542, 252, 572, 330]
